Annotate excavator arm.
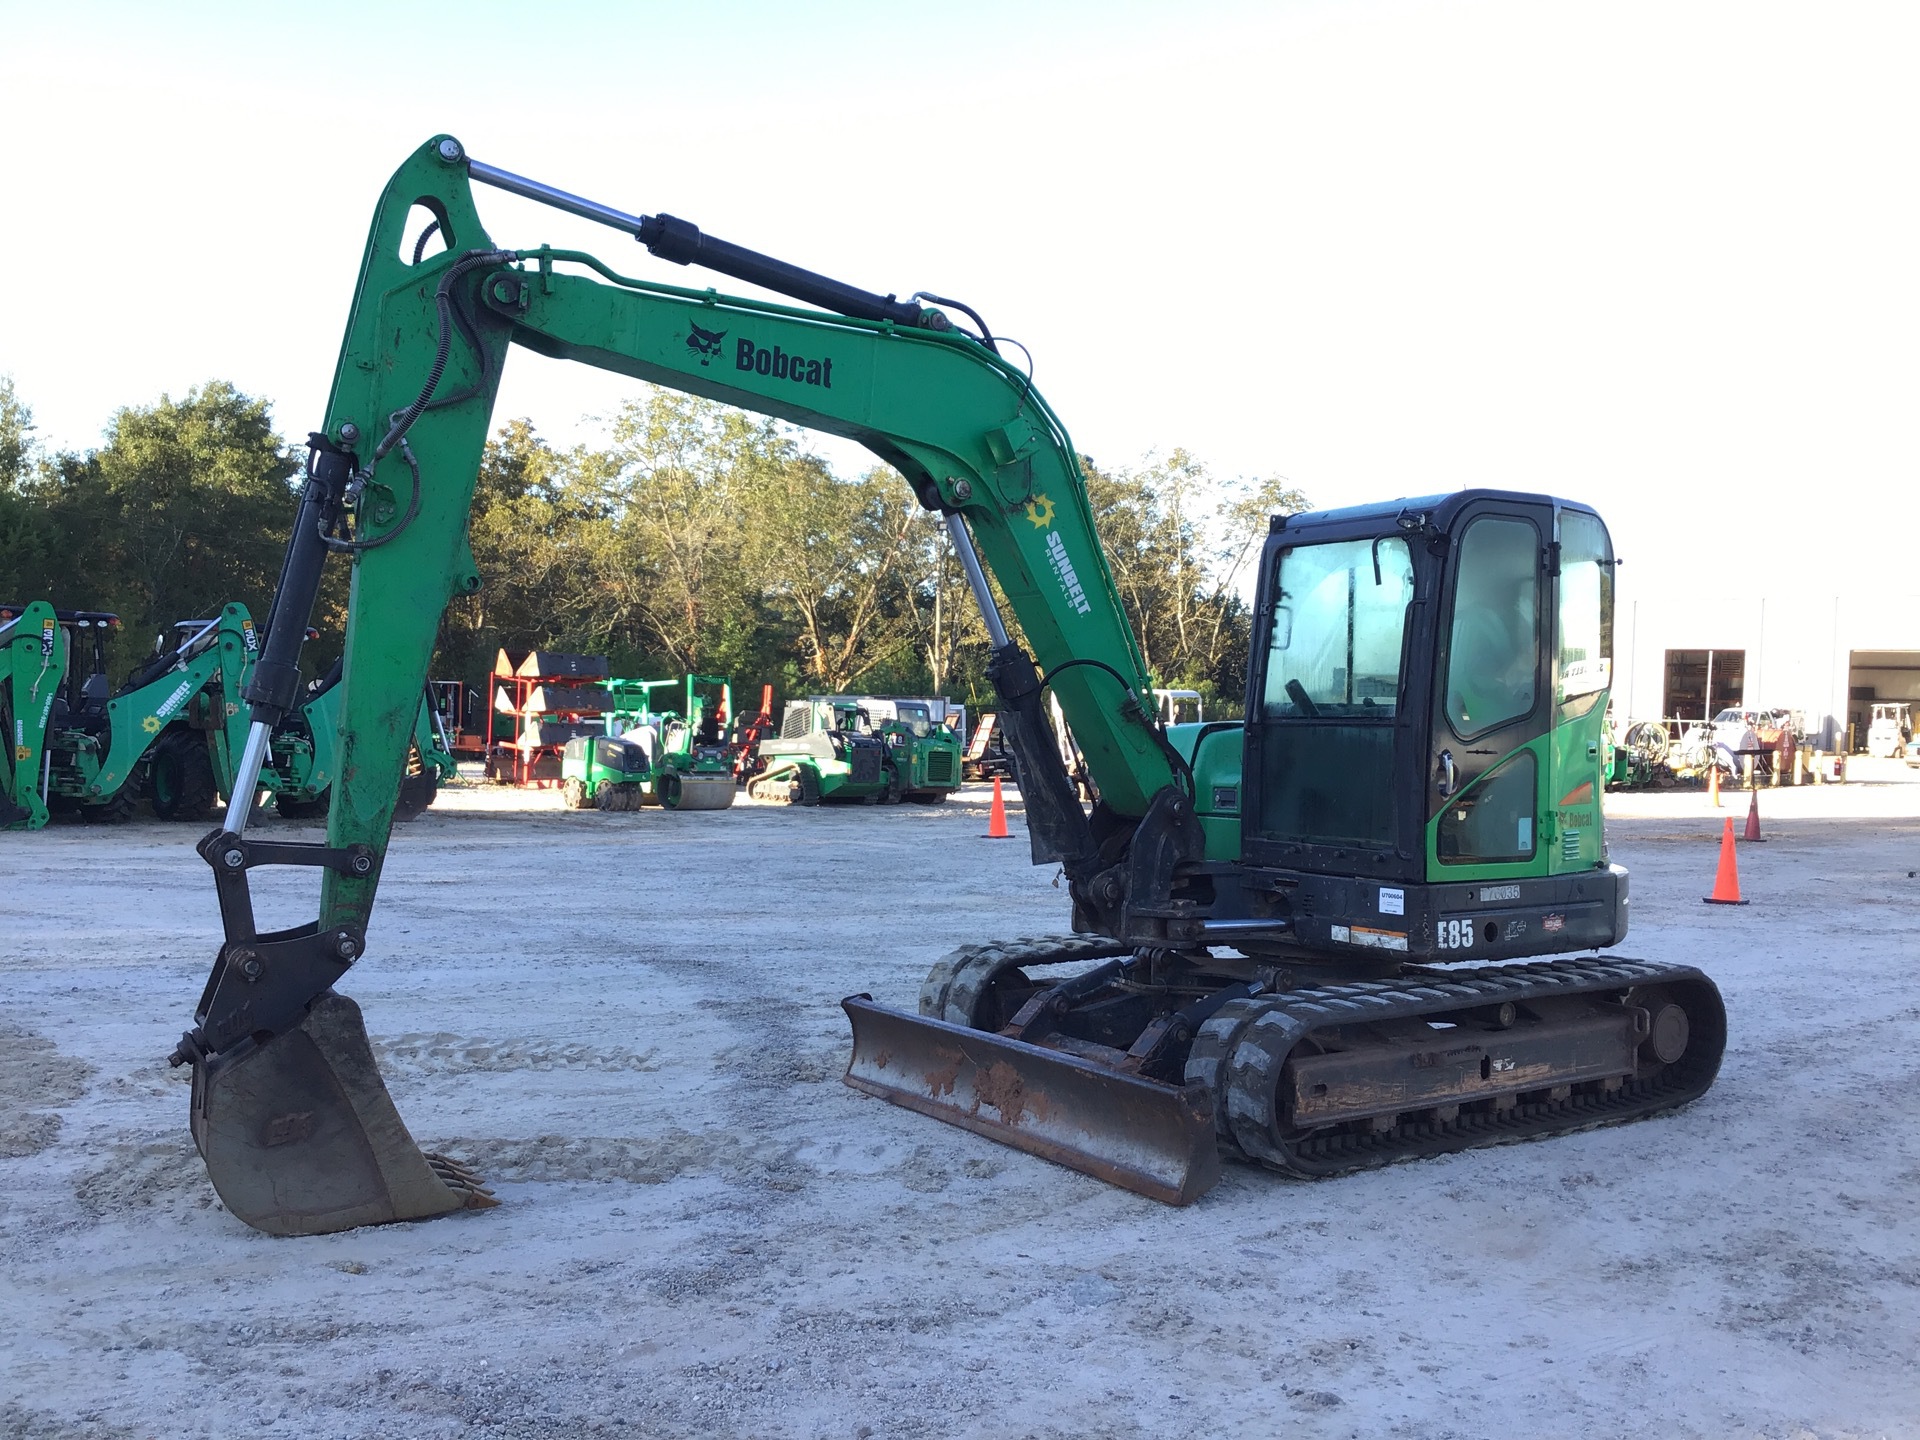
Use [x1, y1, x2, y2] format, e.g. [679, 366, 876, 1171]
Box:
[174, 136, 1200, 1234]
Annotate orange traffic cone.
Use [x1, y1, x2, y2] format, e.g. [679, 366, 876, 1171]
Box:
[1703, 818, 1747, 905]
[984, 775, 1012, 839]
[1709, 763, 1720, 807]
[1742, 785, 1764, 842]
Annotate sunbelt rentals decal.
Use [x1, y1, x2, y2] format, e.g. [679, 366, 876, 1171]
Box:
[152, 678, 196, 725]
[16, 618, 57, 759]
[1022, 493, 1092, 617]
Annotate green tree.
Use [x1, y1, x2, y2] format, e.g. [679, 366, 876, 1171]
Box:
[0, 377, 63, 605]
[1085, 450, 1308, 704]
[444, 417, 600, 678]
[0, 381, 299, 671]
[596, 390, 764, 674]
[745, 460, 920, 693]
[0, 375, 35, 493]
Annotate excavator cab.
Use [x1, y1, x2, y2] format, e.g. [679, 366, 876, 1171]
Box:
[1238, 491, 1625, 963]
[850, 490, 1718, 1199]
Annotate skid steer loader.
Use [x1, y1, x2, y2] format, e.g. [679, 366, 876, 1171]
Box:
[169, 137, 1723, 1235]
[845, 696, 962, 803]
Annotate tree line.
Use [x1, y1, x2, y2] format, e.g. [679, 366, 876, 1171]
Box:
[0, 375, 1306, 713]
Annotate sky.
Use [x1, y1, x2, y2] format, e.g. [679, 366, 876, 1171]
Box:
[3, 0, 1916, 611]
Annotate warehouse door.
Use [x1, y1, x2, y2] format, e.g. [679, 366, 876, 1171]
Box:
[1663, 649, 1744, 722]
[1847, 650, 1920, 749]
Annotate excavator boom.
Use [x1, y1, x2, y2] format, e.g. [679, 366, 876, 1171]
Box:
[174, 136, 1194, 1234]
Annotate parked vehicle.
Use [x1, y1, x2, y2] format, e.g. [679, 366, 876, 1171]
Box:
[560, 733, 652, 810]
[844, 696, 963, 802]
[0, 602, 68, 829]
[745, 696, 888, 804]
[1868, 702, 1911, 759]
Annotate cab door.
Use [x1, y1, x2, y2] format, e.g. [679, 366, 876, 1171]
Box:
[1426, 499, 1552, 880]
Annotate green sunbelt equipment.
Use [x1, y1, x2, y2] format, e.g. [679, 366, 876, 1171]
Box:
[747, 696, 889, 805]
[3, 602, 450, 828]
[854, 696, 962, 804]
[265, 660, 454, 822]
[561, 673, 736, 812]
[1, 602, 67, 829]
[744, 695, 961, 806]
[169, 136, 1724, 1238]
[560, 733, 652, 810]
[656, 674, 736, 810]
[29, 603, 259, 825]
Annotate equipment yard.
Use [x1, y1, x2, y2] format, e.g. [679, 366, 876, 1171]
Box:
[4, 775, 1918, 1440]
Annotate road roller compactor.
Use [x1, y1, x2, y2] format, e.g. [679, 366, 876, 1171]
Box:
[169, 136, 1724, 1234]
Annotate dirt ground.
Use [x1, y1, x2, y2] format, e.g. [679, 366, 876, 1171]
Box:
[3, 767, 1918, 1440]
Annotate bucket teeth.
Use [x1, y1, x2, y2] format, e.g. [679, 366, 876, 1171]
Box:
[424, 1152, 499, 1207]
[190, 991, 502, 1234]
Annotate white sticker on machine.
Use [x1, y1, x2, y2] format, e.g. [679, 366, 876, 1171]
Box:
[1346, 924, 1409, 952]
[1379, 887, 1404, 916]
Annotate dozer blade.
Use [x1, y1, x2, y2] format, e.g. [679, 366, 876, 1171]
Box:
[841, 995, 1221, 1205]
[190, 991, 495, 1237]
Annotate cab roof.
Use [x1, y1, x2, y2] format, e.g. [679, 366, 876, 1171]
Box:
[1273, 488, 1600, 537]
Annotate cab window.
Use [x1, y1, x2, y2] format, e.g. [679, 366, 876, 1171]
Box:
[1556, 510, 1612, 721]
[1262, 537, 1414, 719]
[1444, 518, 1539, 738]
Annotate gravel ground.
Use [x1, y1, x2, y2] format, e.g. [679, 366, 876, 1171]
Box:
[2, 770, 1918, 1439]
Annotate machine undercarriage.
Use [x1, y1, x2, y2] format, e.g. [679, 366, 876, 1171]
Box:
[845, 937, 1724, 1203]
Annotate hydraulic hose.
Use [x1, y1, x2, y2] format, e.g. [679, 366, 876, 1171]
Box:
[374, 248, 517, 462]
[328, 248, 514, 555]
[1038, 656, 1196, 799]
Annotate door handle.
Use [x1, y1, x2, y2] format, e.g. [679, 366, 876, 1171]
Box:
[1438, 750, 1456, 797]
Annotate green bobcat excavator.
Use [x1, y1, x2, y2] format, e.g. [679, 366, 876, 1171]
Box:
[169, 137, 1724, 1235]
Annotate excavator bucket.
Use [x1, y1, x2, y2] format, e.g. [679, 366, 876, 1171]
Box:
[841, 996, 1221, 1205]
[190, 992, 495, 1237]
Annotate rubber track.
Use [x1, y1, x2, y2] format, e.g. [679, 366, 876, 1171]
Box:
[1209, 956, 1725, 1179]
[918, 934, 1132, 1028]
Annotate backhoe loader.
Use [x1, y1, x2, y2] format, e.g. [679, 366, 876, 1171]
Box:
[260, 659, 454, 821]
[33, 604, 260, 823]
[1, 602, 66, 829]
[169, 136, 1724, 1235]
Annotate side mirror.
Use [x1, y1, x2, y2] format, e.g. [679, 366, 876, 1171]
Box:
[1271, 606, 1293, 650]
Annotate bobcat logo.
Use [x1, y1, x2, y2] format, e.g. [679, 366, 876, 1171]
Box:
[686, 321, 728, 366]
